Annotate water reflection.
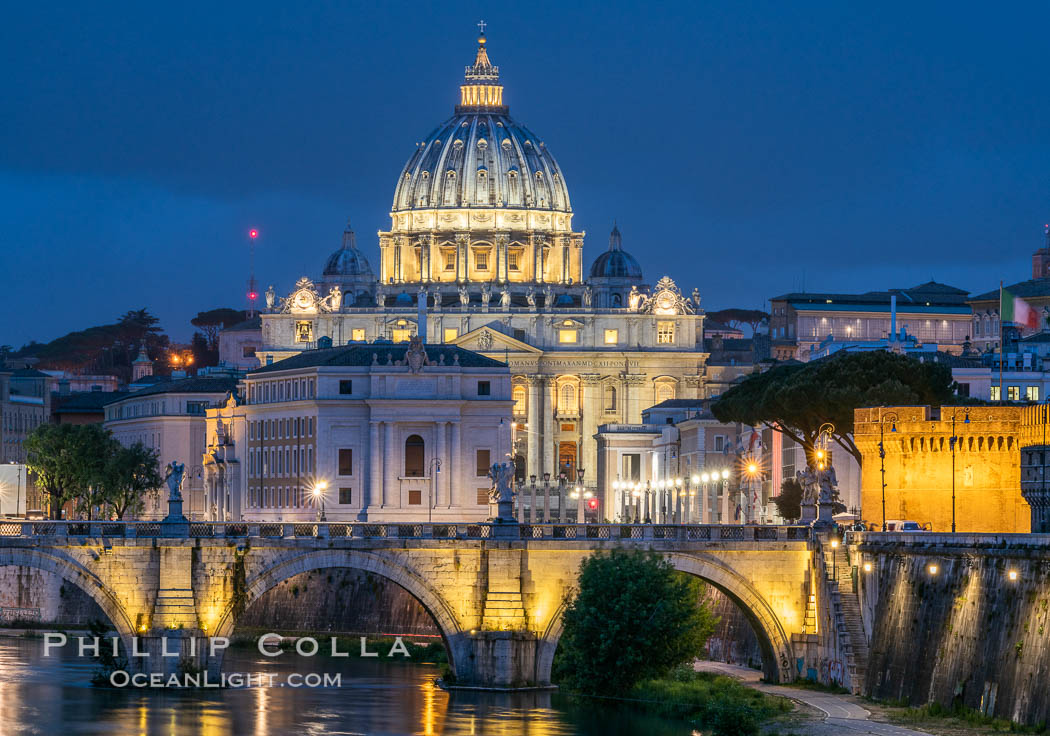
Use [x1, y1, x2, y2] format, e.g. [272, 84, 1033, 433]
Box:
[0, 638, 692, 735]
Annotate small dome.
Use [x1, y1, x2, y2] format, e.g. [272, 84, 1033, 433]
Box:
[589, 224, 643, 280]
[323, 223, 374, 279]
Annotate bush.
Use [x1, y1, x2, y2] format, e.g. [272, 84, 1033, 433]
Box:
[553, 549, 717, 696]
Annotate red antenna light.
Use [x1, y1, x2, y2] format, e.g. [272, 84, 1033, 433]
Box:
[249, 228, 258, 239]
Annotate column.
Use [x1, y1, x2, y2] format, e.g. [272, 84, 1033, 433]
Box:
[623, 375, 645, 423]
[419, 234, 432, 283]
[394, 236, 403, 283]
[534, 236, 545, 283]
[530, 480, 538, 522]
[383, 422, 397, 508]
[580, 374, 600, 486]
[721, 480, 730, 523]
[435, 421, 447, 508]
[367, 421, 381, 519]
[455, 233, 468, 283]
[543, 377, 556, 478]
[450, 420, 461, 509]
[527, 377, 541, 480]
[496, 232, 509, 284]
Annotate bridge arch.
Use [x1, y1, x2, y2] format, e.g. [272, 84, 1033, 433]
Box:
[0, 547, 137, 642]
[212, 549, 465, 676]
[535, 551, 795, 685]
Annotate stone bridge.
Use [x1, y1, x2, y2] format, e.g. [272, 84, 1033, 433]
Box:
[0, 520, 823, 688]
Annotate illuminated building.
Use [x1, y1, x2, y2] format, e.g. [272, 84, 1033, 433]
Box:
[246, 30, 708, 488]
[769, 281, 972, 361]
[202, 341, 511, 522]
[854, 406, 1030, 533]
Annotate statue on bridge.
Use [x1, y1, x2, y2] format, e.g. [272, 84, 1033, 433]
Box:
[164, 461, 185, 501]
[487, 462, 517, 527]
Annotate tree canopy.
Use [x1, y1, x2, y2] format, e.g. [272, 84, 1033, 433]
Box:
[712, 351, 957, 464]
[707, 308, 769, 334]
[552, 549, 717, 696]
[772, 477, 803, 521]
[24, 424, 161, 519]
[13, 309, 169, 381]
[191, 308, 247, 349]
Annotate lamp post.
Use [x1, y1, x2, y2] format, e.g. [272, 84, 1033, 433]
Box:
[744, 462, 759, 524]
[427, 458, 441, 524]
[878, 412, 899, 532]
[576, 468, 585, 522]
[631, 485, 641, 523]
[720, 468, 731, 523]
[949, 408, 970, 534]
[830, 537, 839, 579]
[644, 481, 652, 523]
[530, 474, 537, 522]
[312, 480, 328, 522]
[542, 472, 551, 522]
[690, 474, 700, 523]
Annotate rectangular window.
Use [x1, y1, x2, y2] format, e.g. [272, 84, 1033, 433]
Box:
[513, 328, 526, 342]
[714, 435, 725, 452]
[604, 329, 618, 345]
[622, 453, 641, 481]
[338, 488, 352, 505]
[508, 251, 520, 271]
[295, 321, 313, 343]
[351, 328, 366, 342]
[477, 381, 491, 396]
[657, 321, 675, 344]
[408, 489, 422, 505]
[242, 345, 256, 358]
[392, 328, 411, 343]
[990, 386, 1001, 401]
[339, 380, 353, 395]
[444, 250, 456, 271]
[186, 401, 208, 416]
[444, 328, 459, 342]
[476, 449, 491, 476]
[477, 488, 490, 505]
[1008, 385, 1020, 401]
[1027, 386, 1040, 401]
[338, 449, 353, 476]
[474, 249, 489, 270]
[558, 329, 577, 344]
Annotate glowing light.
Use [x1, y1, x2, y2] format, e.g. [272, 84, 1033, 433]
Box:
[747, 463, 758, 474]
[863, 562, 872, 572]
[1008, 569, 1018, 581]
[701, 473, 710, 483]
[248, 291, 258, 300]
[831, 539, 839, 549]
[928, 564, 939, 575]
[249, 228, 258, 239]
[691, 474, 700, 485]
[721, 469, 730, 480]
[587, 498, 598, 510]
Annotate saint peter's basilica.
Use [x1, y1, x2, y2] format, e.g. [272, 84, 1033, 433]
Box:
[251, 31, 708, 490]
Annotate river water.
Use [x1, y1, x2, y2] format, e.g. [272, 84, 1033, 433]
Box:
[0, 638, 695, 735]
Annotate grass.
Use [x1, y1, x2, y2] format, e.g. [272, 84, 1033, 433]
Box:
[782, 678, 850, 695]
[883, 702, 1048, 734]
[622, 665, 793, 736]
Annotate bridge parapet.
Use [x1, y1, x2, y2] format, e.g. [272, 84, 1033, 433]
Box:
[0, 521, 811, 543]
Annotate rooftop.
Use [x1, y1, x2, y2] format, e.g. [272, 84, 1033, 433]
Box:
[53, 391, 128, 413]
[105, 376, 240, 404]
[772, 280, 970, 308]
[971, 278, 1050, 303]
[249, 344, 506, 374]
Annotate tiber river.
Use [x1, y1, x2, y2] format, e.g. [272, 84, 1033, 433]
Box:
[0, 637, 695, 735]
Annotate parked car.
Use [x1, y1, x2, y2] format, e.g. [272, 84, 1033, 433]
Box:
[885, 520, 925, 532]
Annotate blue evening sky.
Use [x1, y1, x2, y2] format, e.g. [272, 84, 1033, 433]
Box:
[1, 1, 1048, 344]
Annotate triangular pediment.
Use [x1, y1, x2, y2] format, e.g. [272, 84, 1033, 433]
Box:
[454, 325, 541, 354]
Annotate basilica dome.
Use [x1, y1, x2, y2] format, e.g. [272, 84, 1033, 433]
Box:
[322, 223, 374, 279]
[391, 33, 571, 214]
[589, 225, 643, 280]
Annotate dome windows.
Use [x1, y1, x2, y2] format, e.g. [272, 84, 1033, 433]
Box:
[477, 138, 488, 150]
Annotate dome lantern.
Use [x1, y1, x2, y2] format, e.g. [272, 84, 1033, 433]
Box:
[322, 220, 374, 280]
[457, 25, 506, 114]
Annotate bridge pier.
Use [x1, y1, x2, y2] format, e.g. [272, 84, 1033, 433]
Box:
[448, 630, 543, 689]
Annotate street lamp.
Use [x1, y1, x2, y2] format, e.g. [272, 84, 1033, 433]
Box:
[427, 458, 441, 523]
[830, 538, 839, 579]
[312, 480, 328, 522]
[948, 408, 970, 534]
[878, 412, 899, 532]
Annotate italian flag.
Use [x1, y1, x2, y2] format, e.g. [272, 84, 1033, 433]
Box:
[1002, 288, 1040, 329]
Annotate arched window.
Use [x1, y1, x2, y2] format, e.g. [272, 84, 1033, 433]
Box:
[604, 384, 617, 411]
[512, 386, 526, 416]
[559, 383, 577, 413]
[404, 434, 425, 477]
[655, 382, 675, 404]
[611, 293, 623, 307]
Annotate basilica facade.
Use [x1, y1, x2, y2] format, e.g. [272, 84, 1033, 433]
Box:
[253, 31, 708, 490]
